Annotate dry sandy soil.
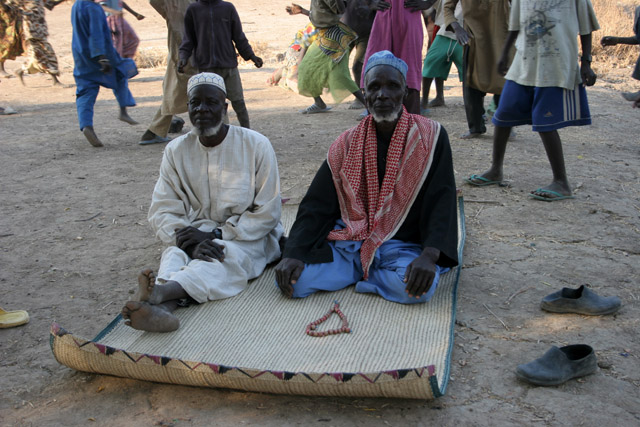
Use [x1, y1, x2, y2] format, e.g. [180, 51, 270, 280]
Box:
[1, 1, 639, 425]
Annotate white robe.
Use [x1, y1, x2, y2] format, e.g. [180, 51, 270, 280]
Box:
[148, 126, 284, 303]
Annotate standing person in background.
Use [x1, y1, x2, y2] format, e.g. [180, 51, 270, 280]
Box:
[14, 0, 67, 87]
[420, 0, 463, 114]
[71, 0, 138, 147]
[99, 0, 144, 59]
[443, 0, 511, 139]
[287, 1, 366, 114]
[360, 0, 437, 115]
[0, 0, 24, 77]
[467, 0, 599, 201]
[340, 0, 376, 109]
[139, 0, 197, 145]
[177, 0, 263, 129]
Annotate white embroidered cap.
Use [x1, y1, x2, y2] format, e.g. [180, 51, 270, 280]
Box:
[187, 72, 227, 96]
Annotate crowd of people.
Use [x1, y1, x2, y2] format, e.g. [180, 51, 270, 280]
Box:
[1, 0, 638, 387]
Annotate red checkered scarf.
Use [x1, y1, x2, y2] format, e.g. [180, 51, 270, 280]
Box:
[327, 108, 440, 278]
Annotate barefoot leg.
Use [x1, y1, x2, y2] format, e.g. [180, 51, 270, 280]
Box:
[119, 107, 139, 125]
[121, 301, 180, 332]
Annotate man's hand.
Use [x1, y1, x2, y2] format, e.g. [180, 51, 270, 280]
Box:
[177, 58, 187, 73]
[600, 36, 618, 47]
[404, 0, 436, 12]
[252, 55, 264, 68]
[192, 240, 225, 262]
[369, 0, 391, 11]
[404, 247, 439, 299]
[581, 62, 596, 86]
[286, 3, 304, 14]
[275, 258, 305, 298]
[98, 56, 112, 73]
[175, 226, 215, 251]
[451, 22, 470, 46]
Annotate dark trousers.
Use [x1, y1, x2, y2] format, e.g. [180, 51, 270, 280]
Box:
[462, 45, 501, 134]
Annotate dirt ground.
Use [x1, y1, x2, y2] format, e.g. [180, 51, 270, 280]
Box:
[1, 1, 639, 425]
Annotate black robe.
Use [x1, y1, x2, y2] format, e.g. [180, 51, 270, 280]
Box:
[283, 126, 459, 268]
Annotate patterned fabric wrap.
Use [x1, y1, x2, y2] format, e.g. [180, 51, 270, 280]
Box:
[290, 22, 318, 52]
[106, 14, 139, 58]
[0, 2, 24, 61]
[19, 0, 60, 74]
[327, 108, 440, 278]
[316, 21, 356, 64]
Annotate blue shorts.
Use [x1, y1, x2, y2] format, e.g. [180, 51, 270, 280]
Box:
[492, 80, 591, 132]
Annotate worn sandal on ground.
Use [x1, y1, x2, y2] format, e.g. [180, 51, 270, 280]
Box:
[466, 174, 503, 187]
[529, 188, 575, 201]
[0, 307, 30, 328]
[300, 104, 332, 114]
[541, 285, 621, 315]
[516, 344, 597, 386]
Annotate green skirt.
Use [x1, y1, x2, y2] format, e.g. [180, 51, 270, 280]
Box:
[297, 42, 358, 103]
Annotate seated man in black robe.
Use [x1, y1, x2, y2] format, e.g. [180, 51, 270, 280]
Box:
[276, 50, 458, 304]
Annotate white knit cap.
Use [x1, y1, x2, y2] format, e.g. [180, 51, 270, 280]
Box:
[187, 72, 227, 95]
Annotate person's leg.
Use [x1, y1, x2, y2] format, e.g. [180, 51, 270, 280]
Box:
[75, 78, 104, 147]
[284, 240, 363, 299]
[112, 76, 138, 125]
[462, 84, 486, 137]
[0, 60, 8, 77]
[404, 88, 420, 115]
[140, 108, 172, 144]
[530, 130, 572, 198]
[221, 67, 250, 128]
[421, 77, 433, 111]
[430, 78, 445, 107]
[468, 80, 534, 184]
[355, 240, 448, 304]
[461, 44, 486, 138]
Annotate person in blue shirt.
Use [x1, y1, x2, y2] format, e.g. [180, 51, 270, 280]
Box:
[71, 0, 138, 147]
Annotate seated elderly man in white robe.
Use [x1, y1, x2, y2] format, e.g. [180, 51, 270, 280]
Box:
[122, 72, 284, 332]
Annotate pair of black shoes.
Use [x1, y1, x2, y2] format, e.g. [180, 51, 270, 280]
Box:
[516, 285, 621, 386]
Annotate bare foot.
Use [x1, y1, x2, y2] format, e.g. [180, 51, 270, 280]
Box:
[136, 269, 159, 303]
[119, 108, 139, 125]
[348, 99, 365, 110]
[122, 301, 179, 332]
[428, 98, 445, 108]
[82, 126, 104, 147]
[14, 69, 25, 86]
[460, 130, 484, 139]
[530, 181, 573, 201]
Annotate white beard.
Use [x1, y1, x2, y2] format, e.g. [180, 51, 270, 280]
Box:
[371, 104, 403, 124]
[191, 120, 223, 137]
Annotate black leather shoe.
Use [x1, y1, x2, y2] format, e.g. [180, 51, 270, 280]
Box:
[516, 344, 597, 386]
[541, 285, 621, 315]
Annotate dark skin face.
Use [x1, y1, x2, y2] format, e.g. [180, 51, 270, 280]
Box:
[363, 65, 408, 137]
[187, 84, 229, 148]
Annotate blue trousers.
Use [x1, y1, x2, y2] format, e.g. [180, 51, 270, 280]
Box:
[285, 239, 448, 304]
[75, 76, 135, 130]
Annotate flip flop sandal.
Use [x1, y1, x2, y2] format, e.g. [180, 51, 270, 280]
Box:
[529, 188, 575, 201]
[0, 307, 29, 328]
[300, 104, 332, 114]
[466, 174, 502, 187]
